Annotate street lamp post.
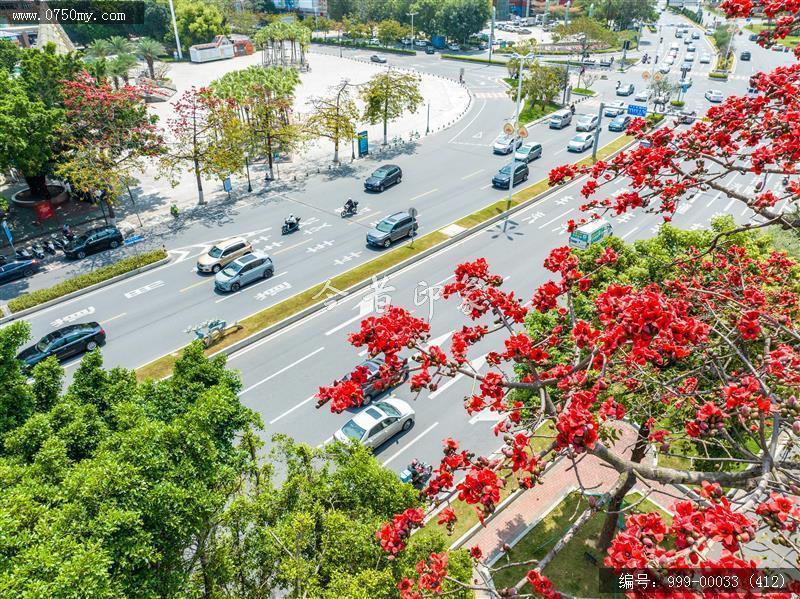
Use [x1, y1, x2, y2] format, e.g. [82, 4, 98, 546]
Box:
[407, 11, 417, 48]
[504, 52, 535, 232]
[167, 0, 182, 60]
[244, 152, 252, 192]
[565, 0, 571, 26]
[426, 102, 430, 135]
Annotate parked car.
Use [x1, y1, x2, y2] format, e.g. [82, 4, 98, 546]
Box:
[705, 89, 724, 103]
[604, 101, 626, 117]
[675, 30, 683, 38]
[686, 44, 696, 53]
[447, 43, 460, 51]
[691, 31, 700, 39]
[608, 114, 632, 132]
[683, 36, 691, 45]
[748, 33, 758, 41]
[706, 28, 717, 36]
[664, 55, 675, 65]
[681, 61, 693, 71]
[370, 54, 387, 63]
[634, 88, 651, 102]
[0, 259, 42, 286]
[197, 237, 253, 273]
[575, 114, 599, 131]
[659, 64, 671, 74]
[214, 252, 273, 292]
[492, 134, 523, 154]
[336, 356, 409, 405]
[492, 161, 529, 188]
[414, 39, 428, 47]
[740, 50, 751, 61]
[366, 211, 417, 247]
[684, 53, 694, 62]
[333, 398, 415, 448]
[369, 37, 380, 45]
[699, 53, 712, 64]
[425, 45, 435, 54]
[63, 226, 123, 260]
[599, 57, 614, 68]
[678, 109, 698, 124]
[514, 142, 543, 163]
[567, 132, 595, 153]
[616, 83, 635, 96]
[17, 322, 105, 371]
[364, 164, 402, 191]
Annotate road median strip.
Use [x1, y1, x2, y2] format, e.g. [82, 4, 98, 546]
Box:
[4, 250, 169, 318]
[135, 132, 635, 382]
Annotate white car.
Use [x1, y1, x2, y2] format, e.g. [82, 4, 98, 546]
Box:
[575, 114, 599, 131]
[705, 89, 724, 103]
[603, 101, 626, 117]
[333, 398, 415, 448]
[492, 134, 522, 154]
[699, 53, 711, 64]
[567, 132, 595, 152]
[634, 89, 651, 102]
[414, 39, 428, 47]
[447, 43, 460, 51]
[665, 56, 675, 65]
[659, 64, 671, 74]
[370, 54, 387, 63]
[369, 37, 380, 45]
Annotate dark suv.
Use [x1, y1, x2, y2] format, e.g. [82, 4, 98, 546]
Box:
[338, 356, 409, 404]
[64, 226, 123, 259]
[366, 211, 417, 247]
[364, 164, 402, 192]
[16, 322, 106, 371]
[492, 161, 529, 189]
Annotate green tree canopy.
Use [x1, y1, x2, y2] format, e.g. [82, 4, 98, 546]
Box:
[360, 69, 423, 145]
[0, 39, 21, 73]
[174, 0, 229, 51]
[553, 16, 617, 56]
[439, 0, 490, 43]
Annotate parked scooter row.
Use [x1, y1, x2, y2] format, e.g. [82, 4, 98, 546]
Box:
[0, 225, 76, 264]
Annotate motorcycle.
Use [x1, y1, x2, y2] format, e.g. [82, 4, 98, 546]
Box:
[43, 238, 57, 255]
[400, 459, 433, 490]
[30, 243, 46, 260]
[15, 246, 34, 260]
[282, 216, 301, 235]
[341, 201, 359, 217]
[783, 176, 791, 188]
[51, 233, 68, 251]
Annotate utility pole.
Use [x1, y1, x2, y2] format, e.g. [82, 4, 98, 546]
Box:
[565, 0, 571, 26]
[167, 0, 182, 60]
[489, 6, 496, 61]
[504, 52, 535, 232]
[544, 0, 550, 27]
[591, 102, 604, 162]
[407, 11, 417, 48]
[525, 0, 531, 19]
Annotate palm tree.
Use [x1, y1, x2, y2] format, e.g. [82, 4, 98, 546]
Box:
[108, 35, 135, 56]
[108, 54, 138, 89]
[136, 38, 166, 79]
[86, 38, 112, 59]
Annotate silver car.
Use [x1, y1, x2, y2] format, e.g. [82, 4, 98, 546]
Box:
[514, 142, 543, 163]
[492, 134, 522, 154]
[214, 252, 274, 292]
[575, 114, 599, 131]
[567, 132, 595, 153]
[333, 398, 415, 448]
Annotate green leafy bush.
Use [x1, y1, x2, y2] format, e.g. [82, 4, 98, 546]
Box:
[709, 71, 729, 80]
[310, 38, 416, 55]
[9, 249, 168, 313]
[670, 99, 685, 107]
[440, 53, 505, 64]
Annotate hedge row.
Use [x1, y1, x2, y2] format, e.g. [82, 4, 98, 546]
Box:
[310, 38, 417, 55]
[8, 249, 168, 313]
[708, 71, 729, 80]
[440, 54, 506, 65]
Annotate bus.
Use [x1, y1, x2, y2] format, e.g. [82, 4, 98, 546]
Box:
[568, 219, 613, 250]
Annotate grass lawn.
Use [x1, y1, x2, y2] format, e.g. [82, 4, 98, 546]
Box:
[491, 491, 670, 596]
[519, 101, 561, 124]
[745, 24, 800, 48]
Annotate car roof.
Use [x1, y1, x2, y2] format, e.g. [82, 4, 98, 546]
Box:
[233, 253, 258, 266]
[217, 237, 247, 248]
[384, 211, 409, 223]
[351, 405, 389, 428]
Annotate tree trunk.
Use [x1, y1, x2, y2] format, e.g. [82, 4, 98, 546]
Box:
[194, 158, 205, 205]
[147, 58, 155, 78]
[105, 198, 117, 226]
[597, 424, 651, 552]
[333, 141, 339, 164]
[24, 174, 49, 200]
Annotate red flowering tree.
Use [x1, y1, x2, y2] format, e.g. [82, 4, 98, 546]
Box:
[162, 86, 248, 205]
[316, 2, 800, 596]
[56, 71, 163, 221]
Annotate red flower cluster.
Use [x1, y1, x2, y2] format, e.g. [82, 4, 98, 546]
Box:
[525, 570, 560, 599]
[555, 404, 598, 452]
[376, 508, 425, 555]
[456, 466, 504, 524]
[756, 492, 800, 533]
[685, 402, 729, 438]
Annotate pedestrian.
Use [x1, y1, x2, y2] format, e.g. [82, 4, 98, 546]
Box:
[570, 103, 576, 115]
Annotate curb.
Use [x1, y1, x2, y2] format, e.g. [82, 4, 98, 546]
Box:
[190, 133, 641, 367]
[0, 256, 171, 324]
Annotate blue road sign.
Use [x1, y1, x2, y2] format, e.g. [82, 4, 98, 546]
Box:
[358, 131, 369, 157]
[123, 235, 144, 246]
[223, 177, 232, 192]
[627, 104, 647, 117]
[2, 220, 12, 245]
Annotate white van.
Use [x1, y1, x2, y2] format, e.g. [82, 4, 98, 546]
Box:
[568, 219, 613, 250]
[549, 109, 572, 129]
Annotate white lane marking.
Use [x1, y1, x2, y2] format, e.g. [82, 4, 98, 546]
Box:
[461, 169, 485, 180]
[449, 99, 487, 143]
[538, 209, 574, 229]
[706, 190, 723, 207]
[99, 312, 126, 325]
[326, 311, 369, 336]
[620, 226, 640, 240]
[241, 346, 325, 395]
[214, 271, 289, 304]
[429, 354, 487, 399]
[124, 280, 165, 299]
[269, 394, 316, 425]
[469, 409, 504, 424]
[382, 422, 439, 467]
[480, 184, 492, 189]
[724, 198, 736, 211]
[409, 189, 438, 202]
[51, 306, 95, 328]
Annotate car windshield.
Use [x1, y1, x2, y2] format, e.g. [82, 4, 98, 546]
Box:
[498, 165, 511, 175]
[573, 135, 589, 142]
[208, 246, 224, 258]
[372, 168, 389, 178]
[74, 234, 89, 245]
[376, 402, 401, 418]
[376, 220, 395, 232]
[221, 263, 241, 277]
[35, 332, 60, 352]
[340, 419, 367, 441]
[495, 136, 511, 145]
[517, 145, 531, 153]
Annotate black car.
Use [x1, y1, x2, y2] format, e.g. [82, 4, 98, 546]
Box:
[492, 161, 529, 189]
[608, 114, 632, 132]
[17, 322, 106, 371]
[425, 45, 435, 54]
[749, 33, 758, 41]
[64, 226, 123, 259]
[366, 211, 417, 247]
[338, 356, 409, 404]
[740, 51, 751, 61]
[0, 259, 42, 286]
[364, 164, 402, 192]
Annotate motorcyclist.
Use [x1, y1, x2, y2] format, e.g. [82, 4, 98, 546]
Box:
[344, 197, 356, 213]
[285, 213, 297, 227]
[62, 223, 74, 240]
[569, 103, 576, 115]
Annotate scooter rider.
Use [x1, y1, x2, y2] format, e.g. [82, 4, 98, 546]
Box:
[344, 197, 356, 213]
[285, 213, 297, 227]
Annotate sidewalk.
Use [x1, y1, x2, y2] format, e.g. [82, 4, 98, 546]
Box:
[463, 424, 678, 597]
